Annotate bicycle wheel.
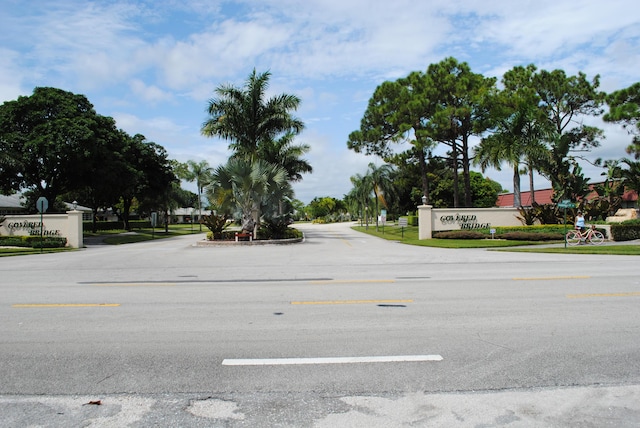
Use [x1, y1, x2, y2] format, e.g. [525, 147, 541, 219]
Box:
[589, 231, 605, 245]
[566, 230, 581, 246]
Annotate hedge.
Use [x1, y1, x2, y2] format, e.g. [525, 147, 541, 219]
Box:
[0, 236, 67, 248]
[434, 229, 563, 241]
[610, 223, 640, 241]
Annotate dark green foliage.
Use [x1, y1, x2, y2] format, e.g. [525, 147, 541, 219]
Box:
[0, 236, 67, 248]
[533, 203, 562, 224]
[200, 213, 231, 239]
[258, 215, 292, 239]
[495, 225, 567, 234]
[516, 207, 537, 225]
[434, 231, 485, 239]
[434, 226, 563, 241]
[610, 223, 640, 241]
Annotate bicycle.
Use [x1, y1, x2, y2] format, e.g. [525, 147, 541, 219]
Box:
[565, 224, 605, 246]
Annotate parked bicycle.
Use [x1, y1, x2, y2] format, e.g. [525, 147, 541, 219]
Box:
[565, 224, 605, 246]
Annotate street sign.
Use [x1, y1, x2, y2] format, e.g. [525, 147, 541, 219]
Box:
[36, 197, 48, 213]
[398, 218, 408, 227]
[557, 200, 576, 209]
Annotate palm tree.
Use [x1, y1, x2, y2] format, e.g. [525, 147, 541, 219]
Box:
[348, 173, 373, 227]
[474, 89, 549, 207]
[257, 132, 312, 182]
[201, 69, 304, 160]
[366, 163, 395, 230]
[178, 160, 213, 231]
[206, 158, 288, 238]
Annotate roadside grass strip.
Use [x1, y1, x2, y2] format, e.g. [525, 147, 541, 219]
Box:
[222, 355, 443, 366]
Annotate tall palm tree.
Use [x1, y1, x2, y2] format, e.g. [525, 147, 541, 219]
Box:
[474, 87, 549, 207]
[179, 160, 213, 231]
[257, 132, 312, 182]
[201, 69, 304, 160]
[366, 163, 395, 230]
[349, 173, 373, 227]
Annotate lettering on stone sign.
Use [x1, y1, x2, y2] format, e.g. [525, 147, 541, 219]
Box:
[6, 220, 61, 236]
[439, 213, 490, 230]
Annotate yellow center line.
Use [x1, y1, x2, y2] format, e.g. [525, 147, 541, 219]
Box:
[513, 276, 591, 281]
[12, 303, 121, 308]
[291, 299, 413, 305]
[93, 283, 176, 287]
[309, 279, 396, 284]
[567, 292, 640, 299]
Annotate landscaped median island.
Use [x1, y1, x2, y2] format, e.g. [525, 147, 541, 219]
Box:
[352, 222, 640, 255]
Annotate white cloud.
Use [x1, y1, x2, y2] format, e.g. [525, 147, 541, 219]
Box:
[292, 129, 372, 203]
[2, 0, 638, 205]
[0, 48, 24, 102]
[129, 79, 173, 104]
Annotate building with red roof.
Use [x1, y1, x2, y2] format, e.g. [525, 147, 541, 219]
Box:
[496, 185, 638, 208]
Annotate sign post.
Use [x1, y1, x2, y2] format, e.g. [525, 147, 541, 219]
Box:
[557, 199, 576, 248]
[36, 197, 48, 252]
[398, 217, 408, 239]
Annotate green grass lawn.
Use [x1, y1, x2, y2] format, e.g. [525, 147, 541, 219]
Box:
[497, 245, 640, 255]
[352, 223, 640, 254]
[93, 224, 205, 245]
[352, 225, 541, 248]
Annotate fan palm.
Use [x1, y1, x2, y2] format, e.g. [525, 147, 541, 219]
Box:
[206, 158, 288, 237]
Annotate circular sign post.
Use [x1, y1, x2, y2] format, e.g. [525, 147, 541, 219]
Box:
[36, 197, 48, 253]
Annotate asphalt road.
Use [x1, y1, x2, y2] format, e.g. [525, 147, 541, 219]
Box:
[1, 222, 639, 427]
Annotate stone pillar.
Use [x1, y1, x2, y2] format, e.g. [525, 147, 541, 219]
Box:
[418, 204, 433, 240]
[66, 210, 84, 248]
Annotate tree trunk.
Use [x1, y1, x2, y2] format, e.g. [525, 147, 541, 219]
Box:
[451, 139, 460, 208]
[122, 197, 132, 231]
[461, 136, 472, 208]
[529, 168, 536, 205]
[513, 165, 522, 208]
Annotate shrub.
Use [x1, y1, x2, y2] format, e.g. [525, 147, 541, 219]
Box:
[495, 225, 566, 235]
[434, 231, 485, 239]
[201, 213, 231, 239]
[259, 215, 292, 239]
[0, 236, 67, 248]
[610, 223, 640, 241]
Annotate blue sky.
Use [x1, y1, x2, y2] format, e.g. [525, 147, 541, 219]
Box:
[1, 0, 638, 204]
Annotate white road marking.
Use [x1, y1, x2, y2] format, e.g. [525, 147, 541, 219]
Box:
[222, 355, 443, 366]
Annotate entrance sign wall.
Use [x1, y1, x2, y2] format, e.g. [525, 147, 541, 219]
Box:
[418, 205, 522, 240]
[0, 210, 83, 248]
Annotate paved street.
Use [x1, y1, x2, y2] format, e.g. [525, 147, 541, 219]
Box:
[1, 222, 639, 426]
